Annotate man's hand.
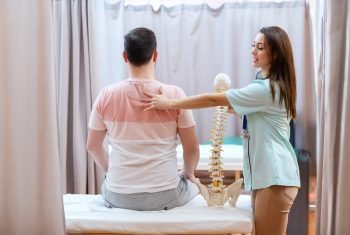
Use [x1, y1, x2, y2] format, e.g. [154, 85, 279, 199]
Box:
[179, 170, 197, 183]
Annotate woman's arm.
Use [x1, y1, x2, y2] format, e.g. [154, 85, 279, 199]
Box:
[144, 92, 231, 110]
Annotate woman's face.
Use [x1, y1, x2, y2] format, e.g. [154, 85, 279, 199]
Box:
[251, 33, 271, 75]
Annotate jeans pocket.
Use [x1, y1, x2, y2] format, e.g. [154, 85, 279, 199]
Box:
[284, 187, 298, 201]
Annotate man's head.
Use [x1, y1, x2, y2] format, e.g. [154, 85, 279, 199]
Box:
[123, 27, 157, 66]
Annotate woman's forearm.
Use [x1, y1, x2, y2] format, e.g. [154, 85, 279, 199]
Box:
[168, 93, 229, 109]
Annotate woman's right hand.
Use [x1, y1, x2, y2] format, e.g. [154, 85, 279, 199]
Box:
[143, 94, 172, 111]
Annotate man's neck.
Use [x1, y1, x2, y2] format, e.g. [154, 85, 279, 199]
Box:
[129, 64, 155, 80]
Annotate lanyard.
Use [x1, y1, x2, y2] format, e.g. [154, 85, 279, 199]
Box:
[243, 115, 247, 130]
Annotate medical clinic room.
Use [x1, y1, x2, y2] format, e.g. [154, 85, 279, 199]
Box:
[0, 0, 349, 235]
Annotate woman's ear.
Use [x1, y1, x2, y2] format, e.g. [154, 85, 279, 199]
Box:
[122, 51, 128, 63]
[153, 50, 158, 62]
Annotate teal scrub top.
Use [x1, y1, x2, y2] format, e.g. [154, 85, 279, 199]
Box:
[225, 79, 300, 191]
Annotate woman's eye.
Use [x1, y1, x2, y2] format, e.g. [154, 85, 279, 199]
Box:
[251, 44, 264, 50]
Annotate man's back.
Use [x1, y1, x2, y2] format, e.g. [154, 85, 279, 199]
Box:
[87, 27, 199, 210]
[89, 78, 196, 194]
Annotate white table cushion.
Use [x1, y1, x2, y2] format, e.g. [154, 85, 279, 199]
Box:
[177, 144, 243, 171]
[64, 194, 253, 234]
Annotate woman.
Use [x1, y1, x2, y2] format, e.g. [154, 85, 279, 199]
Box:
[144, 26, 300, 235]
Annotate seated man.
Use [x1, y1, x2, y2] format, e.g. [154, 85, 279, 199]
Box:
[86, 27, 200, 211]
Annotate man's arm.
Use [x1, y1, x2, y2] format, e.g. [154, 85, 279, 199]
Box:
[178, 126, 200, 182]
[86, 129, 109, 173]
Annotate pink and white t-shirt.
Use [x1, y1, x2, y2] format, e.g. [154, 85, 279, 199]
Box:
[89, 78, 196, 194]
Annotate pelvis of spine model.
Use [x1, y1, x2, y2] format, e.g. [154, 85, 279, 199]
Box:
[196, 73, 243, 207]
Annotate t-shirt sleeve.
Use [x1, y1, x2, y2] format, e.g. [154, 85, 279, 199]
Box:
[175, 88, 196, 128]
[225, 80, 271, 115]
[88, 91, 107, 131]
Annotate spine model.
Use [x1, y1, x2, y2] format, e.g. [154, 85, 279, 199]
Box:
[208, 98, 228, 193]
[196, 73, 243, 207]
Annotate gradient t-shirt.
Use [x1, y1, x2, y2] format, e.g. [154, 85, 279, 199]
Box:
[89, 78, 196, 194]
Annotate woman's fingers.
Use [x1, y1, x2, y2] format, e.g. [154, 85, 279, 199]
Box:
[227, 106, 236, 114]
[140, 97, 154, 103]
[143, 104, 154, 111]
[143, 86, 163, 98]
[142, 96, 160, 111]
[143, 90, 155, 98]
[142, 94, 169, 111]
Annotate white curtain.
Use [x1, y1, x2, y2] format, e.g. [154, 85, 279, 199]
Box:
[0, 1, 65, 234]
[53, 0, 105, 194]
[315, 0, 350, 234]
[90, 0, 316, 166]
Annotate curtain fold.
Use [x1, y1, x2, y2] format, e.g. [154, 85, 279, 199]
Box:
[53, 0, 104, 194]
[0, 1, 65, 234]
[316, 0, 350, 234]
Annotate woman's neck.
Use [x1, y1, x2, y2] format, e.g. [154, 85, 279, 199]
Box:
[261, 69, 270, 78]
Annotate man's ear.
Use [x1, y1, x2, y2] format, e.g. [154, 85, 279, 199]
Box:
[122, 51, 128, 63]
[153, 50, 158, 62]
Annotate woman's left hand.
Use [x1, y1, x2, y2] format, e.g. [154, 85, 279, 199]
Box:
[227, 106, 236, 114]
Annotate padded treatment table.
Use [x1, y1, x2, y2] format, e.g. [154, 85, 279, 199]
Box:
[64, 194, 253, 235]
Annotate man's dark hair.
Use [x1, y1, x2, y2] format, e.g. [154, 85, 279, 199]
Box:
[124, 27, 157, 66]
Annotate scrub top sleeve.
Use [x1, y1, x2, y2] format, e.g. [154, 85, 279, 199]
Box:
[225, 81, 271, 115]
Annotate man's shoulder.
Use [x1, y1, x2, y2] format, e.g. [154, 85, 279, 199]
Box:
[95, 83, 126, 103]
[158, 82, 185, 96]
[101, 81, 127, 93]
[158, 81, 180, 89]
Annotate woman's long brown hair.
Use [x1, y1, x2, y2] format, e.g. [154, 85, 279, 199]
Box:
[260, 26, 297, 119]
